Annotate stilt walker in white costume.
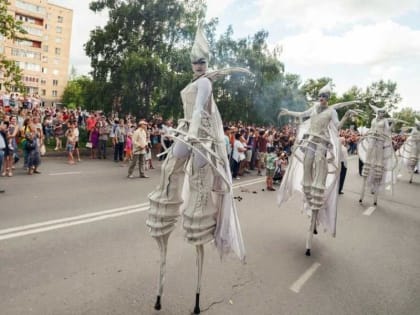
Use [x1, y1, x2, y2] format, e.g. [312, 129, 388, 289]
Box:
[278, 84, 360, 256]
[398, 118, 420, 183]
[358, 105, 397, 206]
[146, 24, 248, 314]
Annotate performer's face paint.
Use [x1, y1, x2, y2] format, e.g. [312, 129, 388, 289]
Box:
[318, 93, 329, 106]
[377, 110, 385, 119]
[192, 59, 207, 77]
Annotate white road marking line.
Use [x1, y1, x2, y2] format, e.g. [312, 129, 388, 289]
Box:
[0, 177, 265, 241]
[363, 206, 376, 216]
[290, 262, 321, 293]
[0, 203, 147, 235]
[49, 171, 82, 176]
[0, 207, 148, 241]
[234, 179, 265, 188]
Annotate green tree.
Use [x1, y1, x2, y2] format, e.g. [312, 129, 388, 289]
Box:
[62, 76, 92, 109]
[301, 77, 334, 102]
[85, 0, 206, 117]
[392, 107, 420, 132]
[0, 0, 26, 91]
[211, 28, 306, 125]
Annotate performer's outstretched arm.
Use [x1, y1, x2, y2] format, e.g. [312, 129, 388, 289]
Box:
[278, 107, 313, 119]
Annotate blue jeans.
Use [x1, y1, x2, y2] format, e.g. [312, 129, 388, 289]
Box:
[0, 150, 4, 172]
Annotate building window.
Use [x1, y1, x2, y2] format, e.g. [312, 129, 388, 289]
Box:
[16, 0, 46, 15]
[12, 48, 41, 60]
[22, 25, 43, 37]
[56, 26, 62, 34]
[41, 89, 46, 96]
[23, 76, 39, 83]
[15, 39, 41, 48]
[43, 45, 48, 52]
[53, 58, 60, 65]
[53, 79, 58, 86]
[55, 37, 62, 44]
[45, 24, 48, 30]
[52, 90, 58, 97]
[55, 47, 61, 56]
[57, 16, 64, 23]
[42, 67, 48, 74]
[53, 69, 59, 75]
[40, 79, 46, 85]
[16, 14, 43, 26]
[16, 61, 41, 72]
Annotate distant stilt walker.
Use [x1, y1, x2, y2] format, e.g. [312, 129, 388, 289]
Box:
[358, 105, 397, 206]
[398, 119, 420, 184]
[278, 84, 360, 256]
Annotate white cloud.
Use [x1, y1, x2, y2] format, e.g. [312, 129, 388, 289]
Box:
[280, 21, 420, 66]
[248, 0, 420, 30]
[279, 20, 420, 110]
[206, 0, 237, 19]
[49, 1, 108, 75]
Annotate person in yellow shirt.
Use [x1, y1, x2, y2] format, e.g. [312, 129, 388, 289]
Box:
[127, 120, 149, 178]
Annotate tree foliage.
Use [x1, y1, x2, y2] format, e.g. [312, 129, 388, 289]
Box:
[0, 0, 26, 91]
[392, 107, 420, 132]
[85, 0, 206, 116]
[81, 0, 404, 126]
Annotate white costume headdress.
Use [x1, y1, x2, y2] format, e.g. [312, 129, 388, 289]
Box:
[370, 104, 386, 114]
[415, 118, 420, 128]
[319, 82, 332, 99]
[190, 24, 210, 64]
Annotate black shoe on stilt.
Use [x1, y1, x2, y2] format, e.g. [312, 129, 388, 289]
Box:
[154, 295, 161, 310]
[305, 249, 311, 256]
[194, 293, 200, 314]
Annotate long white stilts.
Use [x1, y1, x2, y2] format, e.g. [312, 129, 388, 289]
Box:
[154, 234, 169, 311]
[305, 211, 318, 256]
[409, 170, 414, 184]
[194, 245, 204, 314]
[373, 191, 378, 206]
[359, 177, 367, 203]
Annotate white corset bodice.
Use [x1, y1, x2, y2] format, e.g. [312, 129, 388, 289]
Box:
[308, 106, 333, 140]
[180, 81, 198, 121]
[369, 118, 387, 135]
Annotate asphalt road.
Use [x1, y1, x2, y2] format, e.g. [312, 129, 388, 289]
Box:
[0, 156, 419, 315]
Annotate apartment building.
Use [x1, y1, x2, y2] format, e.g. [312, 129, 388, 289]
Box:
[0, 0, 73, 105]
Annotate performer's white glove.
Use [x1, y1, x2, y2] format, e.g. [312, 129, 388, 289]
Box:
[278, 108, 289, 117]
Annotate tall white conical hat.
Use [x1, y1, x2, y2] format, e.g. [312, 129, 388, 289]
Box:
[319, 82, 332, 98]
[190, 23, 210, 63]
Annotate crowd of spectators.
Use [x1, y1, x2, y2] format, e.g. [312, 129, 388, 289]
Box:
[0, 91, 413, 186]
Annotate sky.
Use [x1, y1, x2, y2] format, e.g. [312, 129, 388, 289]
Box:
[51, 0, 420, 111]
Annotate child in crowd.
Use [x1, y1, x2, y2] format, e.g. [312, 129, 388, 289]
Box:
[65, 128, 76, 164]
[273, 151, 288, 185]
[264, 146, 277, 191]
[122, 132, 133, 165]
[25, 132, 40, 175]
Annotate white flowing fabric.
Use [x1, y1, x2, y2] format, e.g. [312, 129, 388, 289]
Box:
[182, 71, 246, 262]
[358, 119, 397, 193]
[398, 127, 420, 172]
[277, 117, 340, 237]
